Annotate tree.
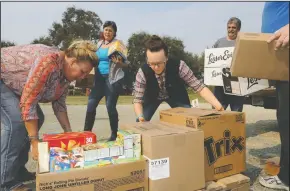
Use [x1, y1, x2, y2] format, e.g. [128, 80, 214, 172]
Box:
[31, 36, 53, 46]
[47, 6, 103, 49]
[123, 32, 151, 92]
[1, 40, 16, 48]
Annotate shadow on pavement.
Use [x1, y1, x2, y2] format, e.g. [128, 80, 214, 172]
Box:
[246, 120, 278, 138]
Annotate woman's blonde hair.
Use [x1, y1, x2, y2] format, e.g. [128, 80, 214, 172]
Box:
[65, 40, 99, 67]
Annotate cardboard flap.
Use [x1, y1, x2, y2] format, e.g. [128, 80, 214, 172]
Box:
[120, 121, 196, 137]
[238, 32, 272, 41]
[160, 107, 220, 117]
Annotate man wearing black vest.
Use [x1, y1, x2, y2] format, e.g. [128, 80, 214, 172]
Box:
[133, 35, 224, 122]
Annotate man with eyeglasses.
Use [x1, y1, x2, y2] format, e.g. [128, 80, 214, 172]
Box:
[133, 35, 224, 122]
[212, 17, 245, 112]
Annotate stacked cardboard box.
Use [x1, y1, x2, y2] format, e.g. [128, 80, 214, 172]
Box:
[37, 107, 249, 191]
[37, 130, 147, 191]
[121, 121, 205, 191]
[159, 107, 246, 182]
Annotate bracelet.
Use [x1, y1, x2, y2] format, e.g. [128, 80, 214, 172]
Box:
[137, 114, 144, 118]
[28, 135, 39, 141]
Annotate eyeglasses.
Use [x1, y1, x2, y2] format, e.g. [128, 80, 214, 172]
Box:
[104, 21, 116, 26]
[147, 61, 166, 68]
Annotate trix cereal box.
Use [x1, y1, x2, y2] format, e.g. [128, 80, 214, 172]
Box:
[43, 131, 96, 151]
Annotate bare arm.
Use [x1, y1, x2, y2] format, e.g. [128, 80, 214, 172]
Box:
[52, 88, 72, 132]
[178, 60, 223, 111]
[134, 102, 144, 117]
[55, 112, 72, 132]
[199, 87, 223, 110]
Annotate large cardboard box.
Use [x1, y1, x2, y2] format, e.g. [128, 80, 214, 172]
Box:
[36, 159, 148, 191]
[159, 108, 246, 181]
[204, 47, 269, 95]
[204, 47, 270, 95]
[221, 67, 269, 96]
[120, 121, 205, 191]
[230, 32, 289, 81]
[204, 67, 224, 86]
[204, 47, 235, 86]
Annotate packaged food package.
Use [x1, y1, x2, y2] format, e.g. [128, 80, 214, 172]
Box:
[70, 147, 84, 169]
[108, 40, 128, 61]
[43, 131, 97, 151]
[116, 130, 141, 159]
[49, 147, 85, 172]
[81, 130, 141, 168]
[49, 147, 71, 172]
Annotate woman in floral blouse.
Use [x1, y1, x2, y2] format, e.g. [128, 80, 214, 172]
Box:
[1, 40, 98, 191]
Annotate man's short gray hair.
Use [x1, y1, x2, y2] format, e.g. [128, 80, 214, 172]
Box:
[227, 17, 241, 31]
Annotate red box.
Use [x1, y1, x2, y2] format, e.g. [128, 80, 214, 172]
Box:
[43, 131, 97, 150]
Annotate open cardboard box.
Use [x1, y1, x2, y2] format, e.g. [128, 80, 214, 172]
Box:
[36, 157, 148, 191]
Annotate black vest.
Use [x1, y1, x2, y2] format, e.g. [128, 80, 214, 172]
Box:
[141, 62, 190, 106]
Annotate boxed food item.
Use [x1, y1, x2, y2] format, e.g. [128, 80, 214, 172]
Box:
[43, 131, 97, 150]
[81, 130, 141, 168]
[230, 32, 289, 81]
[82, 142, 120, 168]
[120, 121, 205, 191]
[108, 40, 128, 61]
[49, 147, 71, 172]
[38, 142, 50, 173]
[49, 146, 85, 172]
[204, 47, 234, 86]
[159, 107, 246, 181]
[116, 129, 141, 158]
[36, 158, 149, 191]
[70, 147, 84, 169]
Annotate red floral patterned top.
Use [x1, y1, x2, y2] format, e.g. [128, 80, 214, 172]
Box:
[1, 44, 70, 121]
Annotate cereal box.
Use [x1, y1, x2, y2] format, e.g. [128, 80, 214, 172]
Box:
[43, 131, 97, 151]
[49, 147, 71, 172]
[70, 147, 84, 169]
[108, 40, 128, 61]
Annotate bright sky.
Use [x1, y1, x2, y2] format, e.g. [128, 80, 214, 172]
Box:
[1, 2, 265, 54]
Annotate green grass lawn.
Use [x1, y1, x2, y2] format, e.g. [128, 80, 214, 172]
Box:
[62, 93, 205, 105]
